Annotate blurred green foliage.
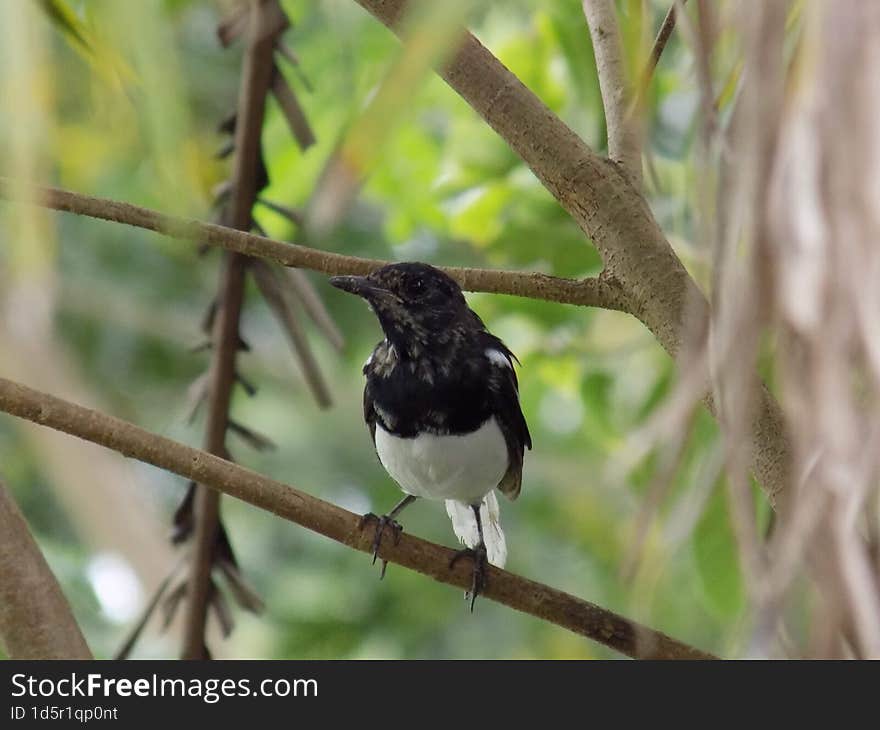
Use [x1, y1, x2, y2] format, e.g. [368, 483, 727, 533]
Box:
[0, 0, 746, 659]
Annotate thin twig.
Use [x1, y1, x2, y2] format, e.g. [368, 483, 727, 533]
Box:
[257, 196, 304, 227]
[0, 179, 628, 312]
[228, 418, 278, 451]
[251, 260, 333, 407]
[217, 2, 248, 48]
[0, 376, 716, 660]
[285, 267, 345, 351]
[648, 1, 685, 78]
[115, 555, 187, 660]
[275, 41, 314, 92]
[271, 64, 316, 150]
[628, 1, 687, 119]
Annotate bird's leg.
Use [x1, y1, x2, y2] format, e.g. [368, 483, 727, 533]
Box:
[449, 504, 489, 611]
[359, 494, 417, 579]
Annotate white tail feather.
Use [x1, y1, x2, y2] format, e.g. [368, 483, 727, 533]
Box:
[445, 492, 507, 568]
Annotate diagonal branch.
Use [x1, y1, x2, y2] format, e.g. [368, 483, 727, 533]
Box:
[0, 179, 628, 311]
[0, 376, 715, 660]
[583, 0, 643, 184]
[0, 477, 92, 659]
[629, 1, 687, 118]
[251, 260, 333, 407]
[648, 1, 685, 77]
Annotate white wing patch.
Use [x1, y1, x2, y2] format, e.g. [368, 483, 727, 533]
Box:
[485, 348, 512, 369]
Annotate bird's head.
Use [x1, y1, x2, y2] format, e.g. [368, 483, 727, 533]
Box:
[330, 262, 468, 356]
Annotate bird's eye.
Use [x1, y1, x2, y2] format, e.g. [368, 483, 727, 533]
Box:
[407, 277, 424, 296]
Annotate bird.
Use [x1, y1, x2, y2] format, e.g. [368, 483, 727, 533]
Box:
[329, 262, 531, 608]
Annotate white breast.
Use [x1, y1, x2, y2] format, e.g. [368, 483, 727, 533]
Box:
[374, 417, 508, 505]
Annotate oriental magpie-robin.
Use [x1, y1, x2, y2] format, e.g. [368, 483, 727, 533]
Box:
[330, 262, 531, 608]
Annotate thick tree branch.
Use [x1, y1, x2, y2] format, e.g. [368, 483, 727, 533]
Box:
[583, 0, 643, 184]
[0, 376, 714, 660]
[0, 179, 627, 311]
[352, 0, 791, 508]
[0, 477, 92, 659]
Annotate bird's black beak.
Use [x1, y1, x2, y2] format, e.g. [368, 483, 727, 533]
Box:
[329, 275, 393, 303]
[328, 275, 369, 296]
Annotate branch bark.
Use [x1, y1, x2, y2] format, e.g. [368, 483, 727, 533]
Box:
[648, 2, 684, 77]
[630, 1, 687, 117]
[352, 0, 791, 508]
[0, 477, 92, 659]
[583, 0, 643, 184]
[0, 376, 715, 660]
[183, 0, 288, 660]
[0, 179, 628, 311]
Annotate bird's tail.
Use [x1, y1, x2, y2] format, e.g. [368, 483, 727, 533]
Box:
[445, 492, 507, 568]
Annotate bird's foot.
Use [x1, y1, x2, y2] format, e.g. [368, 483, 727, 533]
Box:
[358, 512, 404, 580]
[449, 542, 489, 612]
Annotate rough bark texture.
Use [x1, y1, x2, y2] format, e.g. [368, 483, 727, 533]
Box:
[0, 377, 715, 660]
[353, 0, 791, 507]
[0, 479, 92, 659]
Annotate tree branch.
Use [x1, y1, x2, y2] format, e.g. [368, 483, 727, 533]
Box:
[583, 0, 643, 184]
[648, 1, 684, 77]
[0, 179, 628, 311]
[0, 477, 92, 659]
[629, 1, 687, 118]
[351, 0, 792, 508]
[183, 0, 288, 660]
[0, 376, 715, 660]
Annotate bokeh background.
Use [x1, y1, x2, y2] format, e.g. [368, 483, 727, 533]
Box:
[0, 0, 750, 659]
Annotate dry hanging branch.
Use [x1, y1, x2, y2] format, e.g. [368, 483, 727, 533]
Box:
[251, 260, 333, 406]
[0, 477, 92, 659]
[0, 376, 715, 660]
[271, 65, 316, 150]
[182, 0, 290, 660]
[284, 267, 345, 351]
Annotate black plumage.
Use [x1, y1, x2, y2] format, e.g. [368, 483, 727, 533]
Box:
[330, 262, 531, 605]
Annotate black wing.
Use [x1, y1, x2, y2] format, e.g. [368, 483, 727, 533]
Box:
[482, 335, 531, 501]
